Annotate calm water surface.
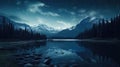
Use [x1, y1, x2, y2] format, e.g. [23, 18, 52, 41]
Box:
[14, 40, 120, 67]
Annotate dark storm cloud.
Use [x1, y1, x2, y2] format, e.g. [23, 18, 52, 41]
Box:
[0, 0, 119, 30]
[39, 0, 120, 9]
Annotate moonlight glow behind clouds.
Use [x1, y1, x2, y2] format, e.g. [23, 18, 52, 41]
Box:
[0, 0, 120, 30]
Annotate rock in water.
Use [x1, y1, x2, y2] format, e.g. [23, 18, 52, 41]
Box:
[44, 57, 52, 65]
[24, 63, 33, 67]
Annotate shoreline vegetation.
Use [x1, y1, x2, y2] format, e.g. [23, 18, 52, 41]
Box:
[77, 15, 120, 40]
[0, 16, 47, 42]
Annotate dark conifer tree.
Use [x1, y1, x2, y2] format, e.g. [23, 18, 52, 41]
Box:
[77, 15, 120, 39]
[0, 16, 47, 41]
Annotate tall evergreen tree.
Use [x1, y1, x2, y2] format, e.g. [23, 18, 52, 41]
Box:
[0, 16, 46, 41]
[77, 15, 120, 39]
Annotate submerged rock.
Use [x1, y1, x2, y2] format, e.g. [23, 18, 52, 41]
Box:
[44, 57, 52, 65]
[24, 63, 33, 67]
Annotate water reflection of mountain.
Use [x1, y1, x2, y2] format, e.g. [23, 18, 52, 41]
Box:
[11, 41, 120, 67]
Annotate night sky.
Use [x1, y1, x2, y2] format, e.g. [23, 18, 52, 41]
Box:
[0, 0, 120, 30]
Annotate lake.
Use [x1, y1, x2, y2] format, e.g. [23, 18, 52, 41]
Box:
[0, 40, 120, 67]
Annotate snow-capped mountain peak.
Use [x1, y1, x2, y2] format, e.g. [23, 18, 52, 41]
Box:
[32, 24, 60, 37]
[37, 24, 56, 32]
[53, 16, 101, 38]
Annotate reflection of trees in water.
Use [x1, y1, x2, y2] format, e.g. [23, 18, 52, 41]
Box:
[78, 41, 120, 65]
[12, 44, 120, 67]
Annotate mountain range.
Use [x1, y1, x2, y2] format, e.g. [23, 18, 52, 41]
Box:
[32, 24, 59, 37]
[0, 15, 59, 37]
[52, 17, 100, 38]
[0, 15, 100, 38]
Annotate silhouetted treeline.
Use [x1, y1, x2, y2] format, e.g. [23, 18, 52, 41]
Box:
[77, 15, 120, 39]
[0, 16, 46, 40]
